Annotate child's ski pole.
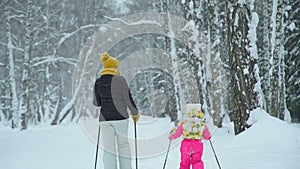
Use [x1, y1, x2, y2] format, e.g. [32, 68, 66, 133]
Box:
[209, 139, 222, 169]
[162, 140, 172, 169]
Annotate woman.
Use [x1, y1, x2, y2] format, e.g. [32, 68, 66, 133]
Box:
[93, 52, 140, 169]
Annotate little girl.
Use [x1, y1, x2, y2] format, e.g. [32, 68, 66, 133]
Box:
[169, 107, 211, 169]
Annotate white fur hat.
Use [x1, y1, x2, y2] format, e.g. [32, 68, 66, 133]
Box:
[185, 103, 202, 113]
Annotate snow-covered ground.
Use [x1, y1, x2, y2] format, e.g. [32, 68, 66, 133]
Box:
[1, 109, 300, 169]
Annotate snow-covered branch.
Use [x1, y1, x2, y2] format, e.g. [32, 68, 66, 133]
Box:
[32, 56, 77, 66]
[57, 24, 102, 47]
[0, 41, 24, 53]
[104, 15, 162, 26]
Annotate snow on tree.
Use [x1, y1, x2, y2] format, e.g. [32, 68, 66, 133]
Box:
[256, 0, 272, 111]
[228, 0, 261, 134]
[4, 0, 19, 128]
[285, 0, 300, 122]
[0, 0, 298, 129]
[267, 0, 286, 119]
[19, 0, 34, 129]
[256, 0, 291, 121]
[181, 0, 211, 115]
[255, 0, 292, 121]
[207, 0, 229, 127]
[160, 0, 183, 121]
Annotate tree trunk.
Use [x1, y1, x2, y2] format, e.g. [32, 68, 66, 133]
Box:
[4, 1, 19, 128]
[181, 0, 209, 113]
[229, 1, 259, 134]
[20, 0, 34, 129]
[166, 0, 183, 120]
[268, 0, 286, 119]
[258, 0, 271, 112]
[208, 0, 228, 127]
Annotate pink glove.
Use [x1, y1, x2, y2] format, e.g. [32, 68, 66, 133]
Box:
[169, 135, 175, 141]
[203, 127, 211, 140]
[169, 122, 184, 140]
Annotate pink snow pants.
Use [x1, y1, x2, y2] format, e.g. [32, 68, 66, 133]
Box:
[180, 139, 204, 169]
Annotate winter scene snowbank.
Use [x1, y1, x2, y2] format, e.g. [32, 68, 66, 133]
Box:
[1, 1, 300, 169]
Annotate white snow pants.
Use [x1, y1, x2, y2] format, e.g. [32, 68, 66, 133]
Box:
[100, 119, 132, 169]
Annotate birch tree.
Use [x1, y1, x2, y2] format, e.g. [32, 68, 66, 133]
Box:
[267, 0, 289, 120]
[4, 0, 19, 128]
[255, 0, 291, 120]
[256, 0, 271, 110]
[19, 0, 34, 129]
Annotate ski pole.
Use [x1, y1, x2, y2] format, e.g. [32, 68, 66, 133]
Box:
[94, 124, 101, 169]
[162, 140, 172, 169]
[134, 121, 138, 169]
[209, 139, 222, 169]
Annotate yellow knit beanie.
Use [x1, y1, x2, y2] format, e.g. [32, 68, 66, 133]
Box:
[100, 52, 120, 76]
[101, 52, 119, 68]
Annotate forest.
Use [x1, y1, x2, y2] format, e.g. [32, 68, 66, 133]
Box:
[0, 0, 299, 135]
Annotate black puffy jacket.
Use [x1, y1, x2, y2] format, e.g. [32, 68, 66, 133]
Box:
[93, 75, 138, 121]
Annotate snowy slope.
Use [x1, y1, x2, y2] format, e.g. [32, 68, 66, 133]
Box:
[0, 125, 96, 169]
[208, 109, 300, 169]
[1, 110, 300, 169]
